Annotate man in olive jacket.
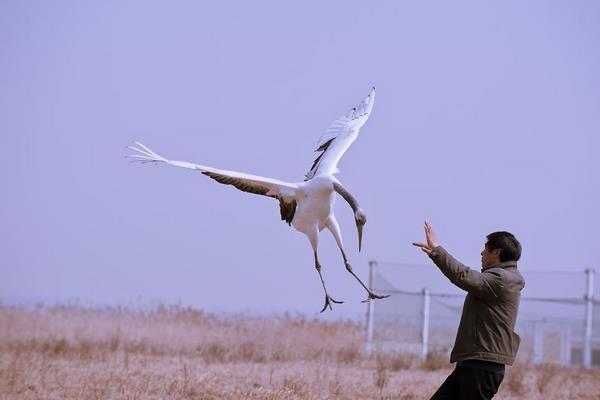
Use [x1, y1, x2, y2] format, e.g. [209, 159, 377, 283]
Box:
[413, 221, 525, 400]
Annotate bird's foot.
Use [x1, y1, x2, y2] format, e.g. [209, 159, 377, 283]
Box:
[320, 295, 344, 313]
[361, 292, 391, 303]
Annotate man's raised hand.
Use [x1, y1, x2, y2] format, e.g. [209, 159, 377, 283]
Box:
[412, 220, 439, 254]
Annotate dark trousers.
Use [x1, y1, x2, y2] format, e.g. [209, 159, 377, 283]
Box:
[430, 360, 505, 400]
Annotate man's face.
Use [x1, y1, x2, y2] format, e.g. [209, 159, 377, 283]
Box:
[481, 244, 501, 269]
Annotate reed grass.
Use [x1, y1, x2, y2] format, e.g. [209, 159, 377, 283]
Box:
[0, 305, 598, 399]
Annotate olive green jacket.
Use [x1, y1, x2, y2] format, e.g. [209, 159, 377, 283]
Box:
[429, 246, 525, 365]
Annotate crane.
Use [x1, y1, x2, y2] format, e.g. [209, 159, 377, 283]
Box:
[127, 87, 389, 312]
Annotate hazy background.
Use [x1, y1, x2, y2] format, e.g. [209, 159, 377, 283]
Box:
[1, 1, 599, 319]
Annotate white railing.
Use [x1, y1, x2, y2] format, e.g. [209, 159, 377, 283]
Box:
[365, 261, 598, 368]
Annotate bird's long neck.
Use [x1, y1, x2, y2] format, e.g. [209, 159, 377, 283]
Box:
[332, 182, 360, 213]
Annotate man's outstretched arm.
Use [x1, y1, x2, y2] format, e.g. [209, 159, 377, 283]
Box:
[413, 221, 502, 300]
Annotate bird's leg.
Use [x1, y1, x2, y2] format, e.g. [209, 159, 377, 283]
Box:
[314, 251, 343, 313]
[340, 249, 390, 302]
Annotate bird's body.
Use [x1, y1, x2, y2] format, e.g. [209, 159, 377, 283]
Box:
[128, 88, 389, 311]
[292, 177, 334, 233]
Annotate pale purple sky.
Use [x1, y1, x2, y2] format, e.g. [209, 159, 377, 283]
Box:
[1, 1, 599, 318]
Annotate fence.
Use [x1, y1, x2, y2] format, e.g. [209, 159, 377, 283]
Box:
[365, 261, 599, 368]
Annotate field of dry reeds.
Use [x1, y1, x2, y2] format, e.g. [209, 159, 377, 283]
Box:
[1, 305, 598, 399]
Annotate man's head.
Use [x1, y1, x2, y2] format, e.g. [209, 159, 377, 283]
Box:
[481, 231, 521, 268]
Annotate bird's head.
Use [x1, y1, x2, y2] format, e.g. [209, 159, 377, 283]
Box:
[354, 208, 367, 252]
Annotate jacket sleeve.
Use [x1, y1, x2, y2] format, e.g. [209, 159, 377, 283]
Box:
[428, 246, 503, 301]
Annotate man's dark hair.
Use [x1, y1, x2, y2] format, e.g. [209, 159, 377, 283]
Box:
[486, 231, 521, 262]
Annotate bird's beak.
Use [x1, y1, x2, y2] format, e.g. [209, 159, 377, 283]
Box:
[356, 221, 364, 252]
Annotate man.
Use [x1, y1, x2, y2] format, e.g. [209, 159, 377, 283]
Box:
[413, 221, 525, 400]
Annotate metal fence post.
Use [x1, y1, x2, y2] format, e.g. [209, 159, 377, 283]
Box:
[365, 261, 376, 355]
[421, 288, 430, 359]
[561, 324, 572, 366]
[583, 268, 595, 369]
[533, 322, 544, 364]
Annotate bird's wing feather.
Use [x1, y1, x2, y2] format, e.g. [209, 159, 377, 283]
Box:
[199, 169, 296, 200]
[127, 142, 299, 224]
[305, 87, 375, 180]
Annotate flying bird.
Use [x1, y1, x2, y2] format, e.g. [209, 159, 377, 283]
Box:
[127, 87, 389, 312]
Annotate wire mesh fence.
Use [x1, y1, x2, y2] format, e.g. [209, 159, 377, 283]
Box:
[366, 261, 599, 368]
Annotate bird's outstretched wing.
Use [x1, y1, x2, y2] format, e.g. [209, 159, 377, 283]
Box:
[305, 87, 375, 180]
[127, 142, 299, 224]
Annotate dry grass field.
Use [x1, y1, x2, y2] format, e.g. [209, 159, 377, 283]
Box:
[1, 305, 598, 399]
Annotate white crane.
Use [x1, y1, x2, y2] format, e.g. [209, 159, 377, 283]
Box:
[127, 87, 389, 312]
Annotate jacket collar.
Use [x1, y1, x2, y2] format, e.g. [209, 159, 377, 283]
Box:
[482, 260, 518, 272]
